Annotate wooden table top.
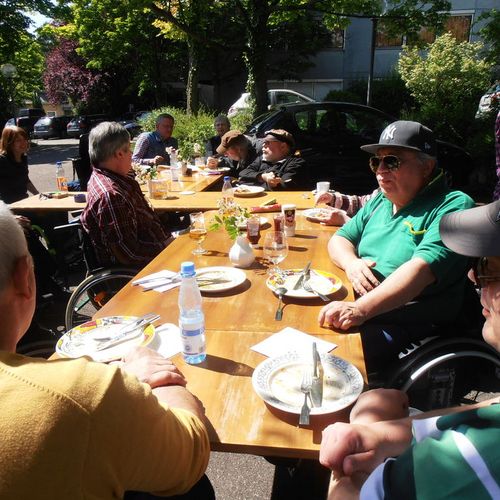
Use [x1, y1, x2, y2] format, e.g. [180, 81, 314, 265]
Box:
[10, 190, 318, 214]
[95, 223, 366, 458]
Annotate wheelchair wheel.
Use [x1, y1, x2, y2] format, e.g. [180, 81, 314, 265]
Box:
[65, 268, 136, 330]
[383, 337, 500, 411]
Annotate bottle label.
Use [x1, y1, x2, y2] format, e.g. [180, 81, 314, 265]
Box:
[56, 176, 68, 191]
[181, 327, 206, 355]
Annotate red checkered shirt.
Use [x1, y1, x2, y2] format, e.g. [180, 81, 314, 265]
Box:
[82, 165, 171, 267]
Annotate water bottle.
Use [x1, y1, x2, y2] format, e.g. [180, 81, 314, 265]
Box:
[222, 176, 234, 203]
[178, 261, 206, 364]
[55, 161, 68, 191]
[169, 149, 178, 168]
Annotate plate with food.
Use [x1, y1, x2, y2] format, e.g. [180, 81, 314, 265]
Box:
[200, 166, 231, 175]
[252, 351, 363, 415]
[56, 316, 156, 362]
[195, 266, 247, 292]
[303, 208, 333, 222]
[267, 269, 342, 299]
[234, 185, 266, 197]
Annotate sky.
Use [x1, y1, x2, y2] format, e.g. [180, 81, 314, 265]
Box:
[27, 11, 52, 33]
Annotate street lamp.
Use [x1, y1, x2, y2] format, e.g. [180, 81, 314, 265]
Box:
[1, 63, 18, 116]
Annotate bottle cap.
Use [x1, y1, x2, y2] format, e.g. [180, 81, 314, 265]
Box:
[180, 261, 195, 277]
[223, 176, 231, 182]
[56, 161, 62, 167]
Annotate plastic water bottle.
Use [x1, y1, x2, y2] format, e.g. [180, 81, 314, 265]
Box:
[178, 262, 206, 364]
[222, 176, 234, 203]
[55, 161, 68, 191]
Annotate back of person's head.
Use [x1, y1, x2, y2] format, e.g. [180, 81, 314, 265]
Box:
[89, 121, 130, 165]
[0, 126, 28, 158]
[0, 202, 28, 293]
[156, 113, 175, 126]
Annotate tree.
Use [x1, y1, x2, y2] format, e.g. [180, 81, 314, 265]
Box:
[398, 33, 491, 142]
[478, 9, 500, 76]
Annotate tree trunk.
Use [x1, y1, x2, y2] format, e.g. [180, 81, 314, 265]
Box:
[186, 40, 199, 115]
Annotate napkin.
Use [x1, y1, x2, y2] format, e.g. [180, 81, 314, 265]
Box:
[251, 327, 337, 358]
[149, 323, 183, 359]
[250, 204, 281, 213]
[132, 270, 181, 293]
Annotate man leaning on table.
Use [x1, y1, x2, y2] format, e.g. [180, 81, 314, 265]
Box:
[82, 121, 172, 267]
[318, 120, 478, 371]
[319, 200, 500, 500]
[0, 201, 212, 499]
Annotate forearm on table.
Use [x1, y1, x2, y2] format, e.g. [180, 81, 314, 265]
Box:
[153, 385, 208, 426]
[27, 180, 39, 194]
[328, 234, 358, 269]
[355, 258, 435, 320]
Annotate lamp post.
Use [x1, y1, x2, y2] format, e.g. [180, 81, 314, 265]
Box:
[1, 63, 18, 117]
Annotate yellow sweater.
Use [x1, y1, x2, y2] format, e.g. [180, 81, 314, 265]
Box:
[0, 352, 210, 499]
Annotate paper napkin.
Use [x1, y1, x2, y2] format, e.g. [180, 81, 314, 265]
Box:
[132, 270, 181, 293]
[149, 323, 183, 359]
[251, 327, 337, 358]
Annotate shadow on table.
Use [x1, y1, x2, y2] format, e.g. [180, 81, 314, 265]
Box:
[197, 354, 254, 377]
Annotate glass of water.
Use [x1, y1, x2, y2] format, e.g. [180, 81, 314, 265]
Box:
[263, 231, 288, 275]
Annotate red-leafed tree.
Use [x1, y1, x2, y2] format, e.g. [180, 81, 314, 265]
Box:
[43, 38, 107, 110]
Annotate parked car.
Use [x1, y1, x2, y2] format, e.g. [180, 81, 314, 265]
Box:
[245, 102, 473, 193]
[476, 82, 500, 116]
[228, 89, 315, 118]
[117, 111, 149, 138]
[33, 116, 72, 139]
[9, 108, 46, 135]
[67, 114, 110, 138]
[18, 108, 45, 119]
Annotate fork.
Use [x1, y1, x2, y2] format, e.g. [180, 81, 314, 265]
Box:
[302, 279, 330, 302]
[299, 370, 313, 426]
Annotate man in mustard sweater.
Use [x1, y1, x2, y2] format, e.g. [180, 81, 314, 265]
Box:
[0, 202, 211, 499]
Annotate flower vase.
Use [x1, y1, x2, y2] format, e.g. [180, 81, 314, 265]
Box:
[229, 235, 255, 268]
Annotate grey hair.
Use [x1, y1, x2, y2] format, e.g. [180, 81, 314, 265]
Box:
[0, 202, 28, 292]
[214, 115, 230, 127]
[89, 122, 130, 164]
[156, 113, 175, 126]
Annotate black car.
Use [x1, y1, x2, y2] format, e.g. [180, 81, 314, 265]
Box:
[33, 116, 72, 139]
[67, 114, 110, 138]
[246, 102, 473, 194]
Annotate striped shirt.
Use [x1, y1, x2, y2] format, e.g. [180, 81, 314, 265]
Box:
[132, 131, 178, 166]
[81, 166, 171, 267]
[327, 189, 380, 217]
[361, 405, 500, 499]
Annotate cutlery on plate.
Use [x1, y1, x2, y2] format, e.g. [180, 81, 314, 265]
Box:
[274, 287, 287, 321]
[299, 369, 313, 426]
[302, 273, 330, 302]
[310, 342, 323, 407]
[293, 261, 311, 290]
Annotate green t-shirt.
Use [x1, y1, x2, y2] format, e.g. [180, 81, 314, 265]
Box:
[336, 170, 475, 322]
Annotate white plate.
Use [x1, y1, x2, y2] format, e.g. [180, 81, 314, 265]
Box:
[303, 208, 332, 221]
[267, 269, 342, 299]
[236, 216, 268, 229]
[56, 316, 155, 362]
[196, 266, 247, 292]
[252, 351, 363, 415]
[200, 167, 231, 175]
[234, 185, 266, 197]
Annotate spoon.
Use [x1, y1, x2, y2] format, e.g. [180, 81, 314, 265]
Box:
[275, 287, 288, 321]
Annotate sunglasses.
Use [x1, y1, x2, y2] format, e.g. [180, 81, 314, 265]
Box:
[473, 257, 500, 289]
[369, 155, 402, 173]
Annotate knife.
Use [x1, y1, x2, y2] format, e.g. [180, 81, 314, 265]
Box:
[293, 261, 312, 290]
[310, 342, 323, 407]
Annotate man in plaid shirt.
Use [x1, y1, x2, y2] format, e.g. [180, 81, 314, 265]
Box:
[82, 122, 172, 267]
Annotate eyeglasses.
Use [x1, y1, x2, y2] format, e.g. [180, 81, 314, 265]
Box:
[473, 257, 500, 289]
[369, 155, 402, 173]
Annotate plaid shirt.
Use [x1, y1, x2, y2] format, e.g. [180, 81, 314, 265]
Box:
[327, 188, 380, 216]
[132, 131, 178, 166]
[81, 165, 171, 267]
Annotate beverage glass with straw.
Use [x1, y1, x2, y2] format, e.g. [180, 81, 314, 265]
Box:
[263, 231, 288, 275]
[189, 212, 208, 255]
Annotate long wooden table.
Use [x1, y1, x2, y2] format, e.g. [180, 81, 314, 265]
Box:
[10, 190, 317, 214]
[95, 221, 365, 459]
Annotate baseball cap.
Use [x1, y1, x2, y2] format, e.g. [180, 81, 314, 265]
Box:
[264, 129, 295, 149]
[216, 130, 245, 155]
[361, 120, 437, 157]
[439, 200, 500, 257]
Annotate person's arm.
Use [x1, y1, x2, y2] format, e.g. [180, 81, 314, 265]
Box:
[238, 158, 263, 183]
[26, 179, 39, 195]
[132, 133, 164, 166]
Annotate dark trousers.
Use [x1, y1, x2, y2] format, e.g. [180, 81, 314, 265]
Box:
[124, 475, 215, 500]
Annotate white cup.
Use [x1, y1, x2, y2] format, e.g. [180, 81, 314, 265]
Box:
[316, 181, 331, 194]
[282, 204, 296, 236]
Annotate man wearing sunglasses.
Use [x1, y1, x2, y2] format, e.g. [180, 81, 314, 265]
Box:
[318, 120, 476, 371]
[319, 200, 500, 499]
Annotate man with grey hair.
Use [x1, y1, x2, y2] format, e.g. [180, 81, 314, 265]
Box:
[132, 113, 178, 166]
[0, 201, 212, 498]
[205, 114, 230, 157]
[82, 121, 172, 267]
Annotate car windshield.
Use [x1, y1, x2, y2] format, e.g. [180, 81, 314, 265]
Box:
[246, 111, 278, 134]
[36, 117, 51, 125]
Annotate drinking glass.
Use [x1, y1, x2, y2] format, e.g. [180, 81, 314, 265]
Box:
[189, 212, 208, 255]
[263, 231, 288, 275]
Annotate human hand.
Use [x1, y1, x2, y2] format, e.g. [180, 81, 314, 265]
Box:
[350, 389, 409, 424]
[206, 156, 218, 168]
[153, 155, 165, 165]
[262, 172, 281, 187]
[344, 258, 379, 295]
[314, 191, 333, 205]
[15, 215, 32, 233]
[119, 346, 186, 388]
[317, 207, 350, 226]
[318, 301, 367, 330]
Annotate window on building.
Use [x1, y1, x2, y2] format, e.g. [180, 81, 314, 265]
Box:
[376, 20, 404, 48]
[419, 14, 473, 44]
[329, 29, 345, 49]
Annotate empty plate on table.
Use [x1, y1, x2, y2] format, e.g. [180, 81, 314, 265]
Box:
[252, 351, 363, 415]
[267, 269, 342, 298]
[234, 185, 266, 197]
[56, 316, 155, 362]
[303, 208, 333, 222]
[196, 266, 247, 292]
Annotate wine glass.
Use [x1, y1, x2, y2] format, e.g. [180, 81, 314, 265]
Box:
[263, 231, 288, 275]
[189, 212, 208, 255]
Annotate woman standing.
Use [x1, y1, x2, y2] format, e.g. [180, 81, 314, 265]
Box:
[0, 126, 39, 203]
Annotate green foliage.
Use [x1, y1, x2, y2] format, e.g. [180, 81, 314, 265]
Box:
[230, 107, 256, 133]
[478, 9, 500, 73]
[398, 33, 492, 143]
[323, 89, 363, 104]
